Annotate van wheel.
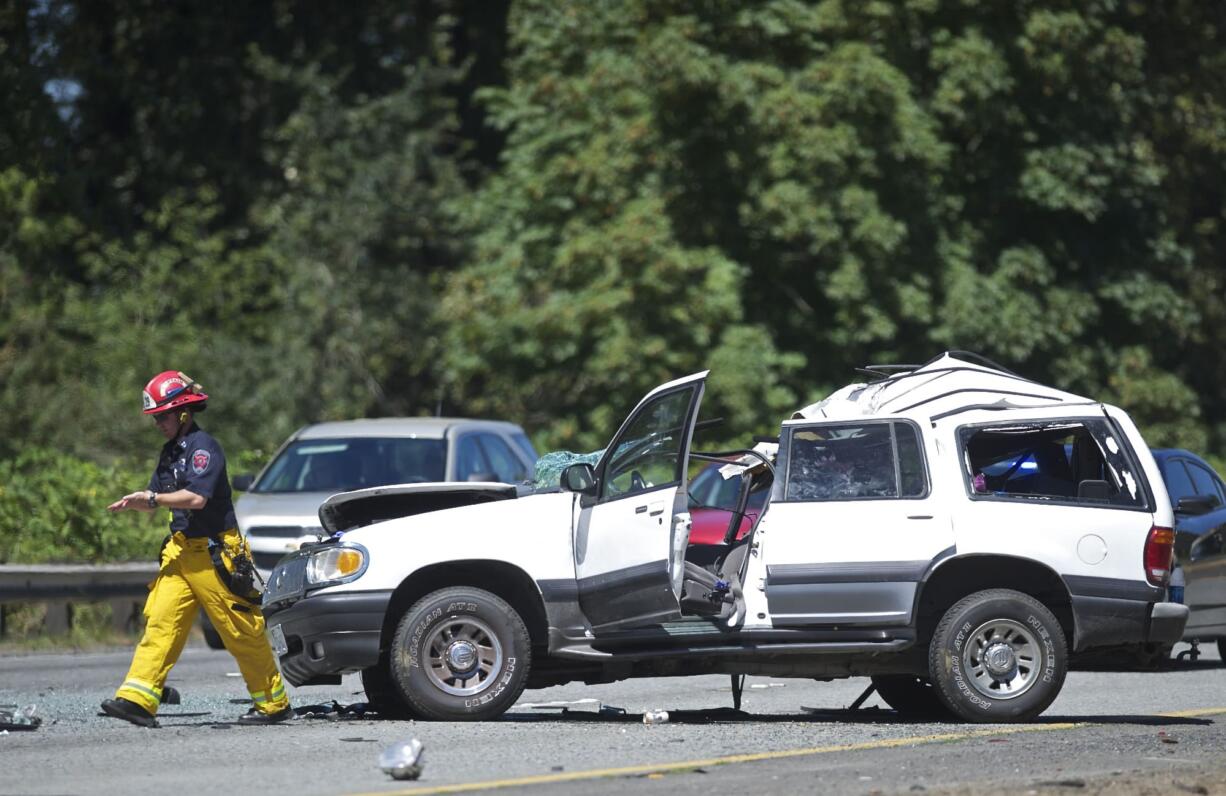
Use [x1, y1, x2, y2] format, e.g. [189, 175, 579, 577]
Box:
[870, 675, 951, 720]
[389, 587, 531, 721]
[361, 664, 415, 719]
[928, 589, 1067, 723]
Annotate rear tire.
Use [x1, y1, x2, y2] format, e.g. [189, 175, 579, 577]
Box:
[871, 675, 952, 720]
[928, 589, 1067, 723]
[389, 587, 531, 721]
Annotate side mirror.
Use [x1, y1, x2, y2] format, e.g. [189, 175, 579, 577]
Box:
[560, 463, 597, 495]
[1176, 495, 1217, 517]
[232, 474, 254, 492]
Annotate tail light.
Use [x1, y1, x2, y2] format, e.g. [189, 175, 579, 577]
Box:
[1143, 526, 1174, 587]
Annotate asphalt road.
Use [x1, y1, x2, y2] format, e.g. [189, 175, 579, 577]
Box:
[1, 640, 1224, 796]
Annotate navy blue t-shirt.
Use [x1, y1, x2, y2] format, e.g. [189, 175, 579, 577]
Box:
[148, 424, 237, 537]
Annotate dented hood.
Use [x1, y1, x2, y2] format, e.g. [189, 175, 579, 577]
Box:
[318, 481, 530, 534]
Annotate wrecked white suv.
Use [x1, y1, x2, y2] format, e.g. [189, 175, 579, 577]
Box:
[262, 352, 1187, 723]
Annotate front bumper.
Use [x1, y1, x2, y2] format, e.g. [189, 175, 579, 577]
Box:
[265, 590, 391, 686]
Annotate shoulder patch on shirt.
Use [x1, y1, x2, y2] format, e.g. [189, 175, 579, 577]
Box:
[191, 449, 211, 475]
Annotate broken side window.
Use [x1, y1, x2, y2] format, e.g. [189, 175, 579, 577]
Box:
[784, 421, 928, 501]
[959, 418, 1146, 508]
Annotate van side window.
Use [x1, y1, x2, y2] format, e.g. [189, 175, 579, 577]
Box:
[478, 434, 529, 482]
[1187, 462, 1226, 506]
[785, 421, 927, 501]
[1162, 461, 1197, 505]
[960, 419, 1145, 508]
[456, 436, 491, 481]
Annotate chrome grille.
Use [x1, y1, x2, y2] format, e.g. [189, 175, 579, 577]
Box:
[247, 525, 313, 539]
[263, 554, 308, 607]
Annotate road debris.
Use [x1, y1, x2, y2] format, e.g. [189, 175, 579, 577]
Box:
[643, 710, 670, 725]
[0, 705, 42, 731]
[519, 699, 626, 717]
[521, 698, 602, 713]
[295, 700, 368, 720]
[379, 738, 424, 781]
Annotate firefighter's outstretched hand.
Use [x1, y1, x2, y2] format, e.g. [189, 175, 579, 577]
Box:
[109, 491, 149, 512]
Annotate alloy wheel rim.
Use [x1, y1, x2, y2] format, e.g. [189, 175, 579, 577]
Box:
[961, 617, 1041, 700]
[424, 616, 504, 697]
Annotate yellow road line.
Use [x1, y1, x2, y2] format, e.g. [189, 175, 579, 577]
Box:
[353, 707, 1226, 796]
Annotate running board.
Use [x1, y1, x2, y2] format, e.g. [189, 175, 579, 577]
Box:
[549, 628, 914, 661]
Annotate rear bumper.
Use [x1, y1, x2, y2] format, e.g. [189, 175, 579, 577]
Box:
[1148, 601, 1190, 645]
[264, 590, 391, 686]
[1070, 595, 1189, 651]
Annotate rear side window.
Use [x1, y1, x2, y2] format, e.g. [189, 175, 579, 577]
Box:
[960, 419, 1146, 508]
[785, 421, 927, 501]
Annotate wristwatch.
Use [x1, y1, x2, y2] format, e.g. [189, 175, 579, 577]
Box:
[147, 492, 158, 509]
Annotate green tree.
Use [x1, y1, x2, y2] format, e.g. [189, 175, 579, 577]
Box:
[444, 0, 1225, 456]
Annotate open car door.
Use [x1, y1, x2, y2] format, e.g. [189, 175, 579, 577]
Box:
[574, 372, 707, 632]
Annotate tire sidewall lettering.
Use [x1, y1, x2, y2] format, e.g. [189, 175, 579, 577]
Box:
[1027, 614, 1058, 683]
[463, 657, 516, 708]
[408, 607, 444, 669]
[949, 620, 991, 709]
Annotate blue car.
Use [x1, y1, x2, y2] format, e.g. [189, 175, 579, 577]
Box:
[1152, 448, 1226, 660]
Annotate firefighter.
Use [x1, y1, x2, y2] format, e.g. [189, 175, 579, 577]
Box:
[101, 371, 292, 727]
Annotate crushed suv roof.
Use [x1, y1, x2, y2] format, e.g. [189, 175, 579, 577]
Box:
[791, 351, 1094, 423]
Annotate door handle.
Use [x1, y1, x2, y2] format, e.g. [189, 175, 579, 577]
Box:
[649, 501, 665, 516]
[907, 515, 934, 520]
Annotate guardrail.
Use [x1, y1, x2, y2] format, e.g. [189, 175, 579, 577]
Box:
[0, 563, 158, 636]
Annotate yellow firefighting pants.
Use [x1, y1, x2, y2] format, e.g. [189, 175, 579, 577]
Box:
[114, 529, 289, 716]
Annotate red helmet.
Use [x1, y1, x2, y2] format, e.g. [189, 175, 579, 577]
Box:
[141, 371, 209, 415]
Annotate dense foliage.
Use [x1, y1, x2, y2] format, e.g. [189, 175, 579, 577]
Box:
[2, 0, 1224, 560]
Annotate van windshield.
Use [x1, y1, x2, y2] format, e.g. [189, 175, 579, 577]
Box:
[253, 437, 447, 493]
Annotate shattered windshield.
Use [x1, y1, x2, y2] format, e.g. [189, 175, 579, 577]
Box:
[532, 449, 604, 491]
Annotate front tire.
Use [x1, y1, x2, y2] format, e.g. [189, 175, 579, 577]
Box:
[389, 587, 531, 721]
[361, 664, 415, 719]
[928, 589, 1067, 723]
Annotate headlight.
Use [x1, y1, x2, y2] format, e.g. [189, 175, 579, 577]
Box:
[305, 544, 367, 586]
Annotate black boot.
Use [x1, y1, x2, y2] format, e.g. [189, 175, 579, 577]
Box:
[101, 698, 159, 728]
[237, 706, 294, 725]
